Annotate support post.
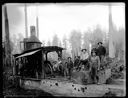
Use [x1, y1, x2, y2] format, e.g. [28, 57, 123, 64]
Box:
[46, 52, 48, 61]
[13, 57, 16, 75]
[41, 51, 45, 79]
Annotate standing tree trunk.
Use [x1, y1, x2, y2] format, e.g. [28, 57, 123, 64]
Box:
[4, 5, 12, 67]
[108, 4, 115, 59]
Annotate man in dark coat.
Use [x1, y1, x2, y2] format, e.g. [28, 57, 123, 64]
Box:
[67, 57, 74, 79]
[74, 56, 80, 69]
[96, 42, 106, 63]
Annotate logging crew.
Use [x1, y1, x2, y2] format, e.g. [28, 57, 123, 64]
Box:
[67, 57, 74, 79]
[89, 50, 100, 84]
[96, 42, 106, 63]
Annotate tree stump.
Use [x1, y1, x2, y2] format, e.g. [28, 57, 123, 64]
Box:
[98, 68, 111, 84]
[71, 70, 92, 85]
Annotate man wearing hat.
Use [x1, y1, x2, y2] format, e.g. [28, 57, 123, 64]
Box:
[97, 42, 106, 63]
[80, 49, 89, 70]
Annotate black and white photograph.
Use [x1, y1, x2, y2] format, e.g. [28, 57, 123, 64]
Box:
[2, 3, 125, 97]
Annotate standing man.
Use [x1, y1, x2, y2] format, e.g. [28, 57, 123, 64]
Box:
[89, 50, 100, 84]
[67, 57, 74, 79]
[97, 42, 106, 63]
[80, 49, 89, 70]
[74, 56, 80, 70]
[63, 62, 68, 78]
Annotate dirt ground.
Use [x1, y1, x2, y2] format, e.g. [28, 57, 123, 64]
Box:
[3, 59, 125, 97]
[3, 77, 125, 97]
[3, 85, 54, 97]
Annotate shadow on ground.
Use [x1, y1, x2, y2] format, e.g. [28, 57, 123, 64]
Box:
[3, 85, 54, 97]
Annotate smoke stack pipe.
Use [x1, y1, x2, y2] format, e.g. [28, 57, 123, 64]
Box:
[30, 26, 36, 36]
[25, 4, 28, 38]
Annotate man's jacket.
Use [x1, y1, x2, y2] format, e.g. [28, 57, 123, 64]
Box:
[67, 61, 73, 69]
[97, 46, 106, 56]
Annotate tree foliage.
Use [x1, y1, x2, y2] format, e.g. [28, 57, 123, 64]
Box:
[42, 40, 45, 46]
[82, 26, 107, 54]
[58, 41, 62, 47]
[47, 40, 51, 46]
[114, 28, 125, 59]
[10, 33, 24, 54]
[69, 30, 82, 58]
[52, 34, 59, 46]
[62, 35, 71, 59]
[91, 26, 104, 48]
[82, 30, 92, 52]
[62, 35, 67, 48]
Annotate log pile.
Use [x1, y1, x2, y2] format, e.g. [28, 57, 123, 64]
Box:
[71, 70, 92, 85]
[110, 59, 125, 79]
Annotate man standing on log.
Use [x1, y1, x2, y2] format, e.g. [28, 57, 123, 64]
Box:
[97, 42, 106, 63]
[74, 56, 81, 70]
[80, 49, 89, 70]
[89, 50, 100, 84]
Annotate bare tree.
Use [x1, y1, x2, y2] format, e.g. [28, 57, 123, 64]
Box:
[62, 35, 67, 48]
[82, 30, 92, 52]
[91, 26, 104, 47]
[47, 40, 51, 46]
[3, 5, 12, 67]
[58, 40, 62, 47]
[69, 30, 82, 59]
[11, 33, 24, 54]
[62, 35, 70, 59]
[52, 34, 59, 46]
[42, 40, 45, 46]
[114, 28, 125, 60]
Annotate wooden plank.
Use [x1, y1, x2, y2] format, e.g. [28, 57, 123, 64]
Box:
[22, 78, 42, 81]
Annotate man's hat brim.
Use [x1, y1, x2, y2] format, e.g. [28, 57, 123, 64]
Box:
[81, 49, 87, 51]
[68, 57, 71, 59]
[98, 42, 103, 45]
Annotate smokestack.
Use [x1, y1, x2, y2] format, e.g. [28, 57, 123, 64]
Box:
[36, 16, 39, 38]
[36, 4, 39, 38]
[25, 4, 28, 38]
[30, 26, 36, 36]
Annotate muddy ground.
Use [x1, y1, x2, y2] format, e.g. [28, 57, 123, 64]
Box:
[3, 85, 54, 97]
[3, 77, 125, 97]
[3, 59, 125, 97]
